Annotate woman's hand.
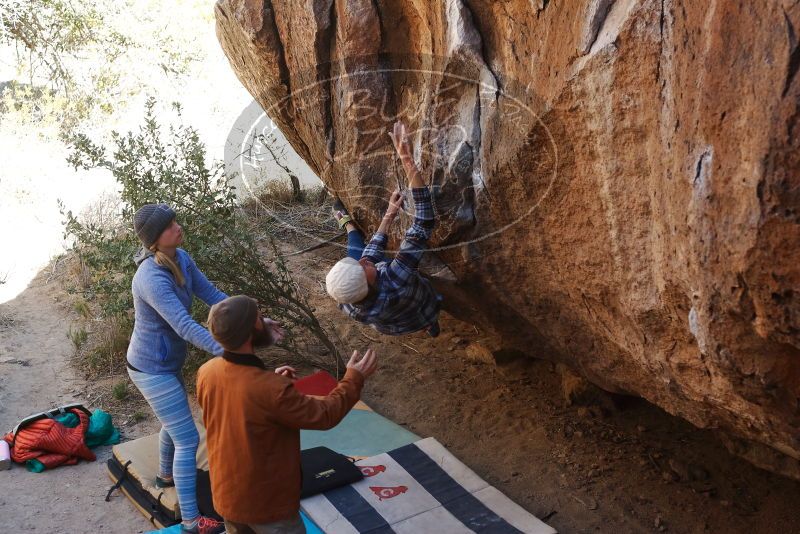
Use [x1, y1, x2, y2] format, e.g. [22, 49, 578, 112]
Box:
[262, 317, 285, 345]
[275, 365, 297, 380]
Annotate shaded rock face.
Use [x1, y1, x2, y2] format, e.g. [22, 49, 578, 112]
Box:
[216, 0, 800, 477]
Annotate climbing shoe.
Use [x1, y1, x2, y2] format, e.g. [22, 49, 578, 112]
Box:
[332, 198, 353, 229]
[155, 475, 175, 488]
[181, 516, 225, 534]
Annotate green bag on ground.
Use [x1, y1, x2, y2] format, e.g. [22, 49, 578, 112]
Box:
[53, 412, 79, 428]
[86, 409, 120, 448]
[26, 459, 46, 473]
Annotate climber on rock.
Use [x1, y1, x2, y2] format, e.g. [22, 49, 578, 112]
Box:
[325, 120, 443, 337]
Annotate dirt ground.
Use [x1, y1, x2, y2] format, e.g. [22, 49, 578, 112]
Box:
[296, 240, 800, 534]
[0, 271, 157, 532]
[2, 241, 800, 533]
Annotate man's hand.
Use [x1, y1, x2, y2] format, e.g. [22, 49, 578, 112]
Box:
[389, 121, 413, 162]
[384, 190, 404, 219]
[346, 348, 378, 379]
[388, 120, 424, 189]
[262, 317, 285, 345]
[376, 190, 404, 235]
[275, 365, 297, 380]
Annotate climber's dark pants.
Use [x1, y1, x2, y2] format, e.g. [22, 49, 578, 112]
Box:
[346, 229, 366, 261]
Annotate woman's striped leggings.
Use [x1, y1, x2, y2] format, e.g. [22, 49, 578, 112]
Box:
[128, 368, 200, 521]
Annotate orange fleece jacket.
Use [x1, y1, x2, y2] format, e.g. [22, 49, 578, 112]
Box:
[197, 353, 364, 524]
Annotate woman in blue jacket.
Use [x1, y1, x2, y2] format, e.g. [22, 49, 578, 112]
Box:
[126, 203, 226, 534]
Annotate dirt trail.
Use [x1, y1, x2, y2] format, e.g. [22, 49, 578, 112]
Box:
[0, 271, 154, 533]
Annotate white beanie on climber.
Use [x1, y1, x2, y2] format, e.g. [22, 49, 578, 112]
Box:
[326, 257, 369, 304]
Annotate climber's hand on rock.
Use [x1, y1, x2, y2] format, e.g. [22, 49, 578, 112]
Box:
[389, 121, 413, 163]
[384, 190, 404, 219]
[390, 120, 424, 189]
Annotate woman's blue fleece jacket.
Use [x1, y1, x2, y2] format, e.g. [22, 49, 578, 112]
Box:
[126, 248, 227, 374]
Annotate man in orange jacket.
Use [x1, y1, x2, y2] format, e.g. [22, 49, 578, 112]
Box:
[197, 295, 378, 534]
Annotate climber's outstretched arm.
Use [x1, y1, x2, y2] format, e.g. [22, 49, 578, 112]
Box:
[384, 120, 436, 280]
[386, 181, 435, 281]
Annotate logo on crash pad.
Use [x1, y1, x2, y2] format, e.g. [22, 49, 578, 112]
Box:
[370, 485, 408, 501]
[359, 465, 386, 477]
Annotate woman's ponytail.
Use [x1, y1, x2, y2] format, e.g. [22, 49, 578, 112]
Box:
[149, 244, 185, 287]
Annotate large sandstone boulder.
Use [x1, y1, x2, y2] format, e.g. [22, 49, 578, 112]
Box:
[215, 0, 800, 478]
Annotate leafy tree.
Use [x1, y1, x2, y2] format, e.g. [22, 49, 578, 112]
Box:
[63, 98, 341, 370]
[0, 0, 199, 138]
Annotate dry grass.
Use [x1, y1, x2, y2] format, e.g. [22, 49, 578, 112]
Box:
[242, 177, 327, 208]
[253, 177, 304, 205]
[68, 325, 88, 350]
[73, 315, 132, 378]
[241, 180, 341, 252]
[73, 298, 91, 318]
[0, 310, 16, 329]
[64, 253, 92, 290]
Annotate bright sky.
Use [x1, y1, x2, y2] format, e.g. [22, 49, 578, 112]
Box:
[0, 1, 319, 303]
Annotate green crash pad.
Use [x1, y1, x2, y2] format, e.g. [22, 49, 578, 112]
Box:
[301, 408, 419, 458]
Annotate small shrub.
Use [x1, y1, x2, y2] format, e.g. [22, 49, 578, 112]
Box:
[64, 254, 91, 291]
[260, 178, 300, 205]
[249, 176, 316, 207]
[112, 381, 129, 401]
[73, 299, 91, 318]
[68, 325, 88, 350]
[131, 411, 147, 423]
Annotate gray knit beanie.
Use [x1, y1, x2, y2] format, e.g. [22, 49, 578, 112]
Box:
[133, 203, 176, 248]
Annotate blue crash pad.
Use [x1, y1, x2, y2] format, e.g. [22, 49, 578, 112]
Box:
[145, 512, 322, 533]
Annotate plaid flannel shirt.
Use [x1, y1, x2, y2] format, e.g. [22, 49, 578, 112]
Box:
[340, 187, 441, 335]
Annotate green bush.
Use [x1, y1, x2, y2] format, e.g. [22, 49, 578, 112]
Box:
[72, 299, 91, 318]
[62, 98, 340, 372]
[112, 381, 129, 401]
[0, 0, 199, 139]
[131, 411, 147, 423]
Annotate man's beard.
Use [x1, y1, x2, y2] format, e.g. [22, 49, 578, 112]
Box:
[252, 322, 274, 348]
